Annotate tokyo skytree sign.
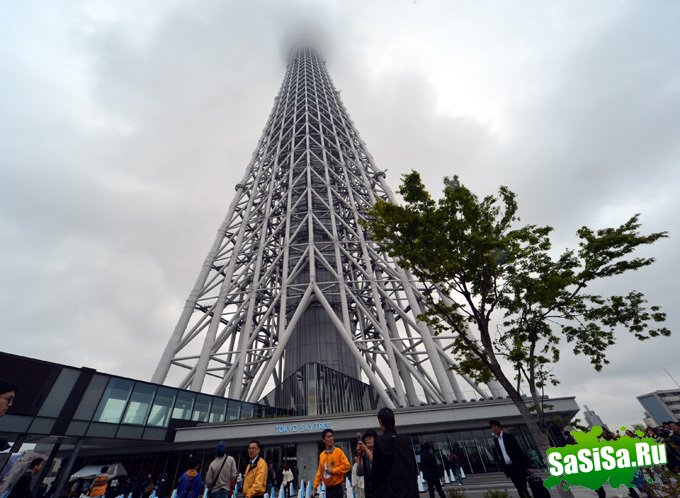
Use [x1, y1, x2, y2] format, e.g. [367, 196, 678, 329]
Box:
[152, 48, 503, 411]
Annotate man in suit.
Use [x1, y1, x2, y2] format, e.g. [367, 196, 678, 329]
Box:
[490, 419, 531, 498]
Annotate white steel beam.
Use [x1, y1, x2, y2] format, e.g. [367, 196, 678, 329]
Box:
[154, 48, 484, 410]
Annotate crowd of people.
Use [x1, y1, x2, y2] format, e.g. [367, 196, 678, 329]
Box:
[565, 421, 680, 498]
[0, 401, 422, 498]
[153, 407, 422, 498]
[320, 407, 418, 498]
[55, 408, 424, 498]
[2, 377, 680, 498]
[493, 420, 680, 498]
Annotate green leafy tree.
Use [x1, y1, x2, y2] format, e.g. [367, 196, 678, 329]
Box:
[365, 171, 669, 454]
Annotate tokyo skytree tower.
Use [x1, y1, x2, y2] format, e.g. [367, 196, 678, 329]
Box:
[153, 48, 503, 412]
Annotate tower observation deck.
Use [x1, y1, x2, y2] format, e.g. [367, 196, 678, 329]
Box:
[152, 47, 504, 414]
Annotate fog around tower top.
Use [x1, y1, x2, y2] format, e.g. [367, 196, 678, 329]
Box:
[280, 20, 334, 61]
[0, 0, 678, 429]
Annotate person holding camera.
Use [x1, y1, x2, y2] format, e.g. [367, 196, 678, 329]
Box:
[356, 429, 377, 498]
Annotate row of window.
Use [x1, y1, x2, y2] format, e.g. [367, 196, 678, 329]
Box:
[89, 378, 284, 428]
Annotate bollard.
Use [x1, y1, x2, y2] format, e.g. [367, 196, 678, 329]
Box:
[417, 474, 426, 493]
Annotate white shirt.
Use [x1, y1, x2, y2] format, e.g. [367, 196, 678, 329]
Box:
[497, 431, 513, 465]
[351, 463, 364, 489]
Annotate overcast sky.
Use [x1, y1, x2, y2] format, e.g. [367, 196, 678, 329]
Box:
[1, 0, 679, 429]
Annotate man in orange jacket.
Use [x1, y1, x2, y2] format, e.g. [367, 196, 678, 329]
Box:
[89, 466, 110, 498]
[313, 429, 350, 498]
[243, 440, 267, 498]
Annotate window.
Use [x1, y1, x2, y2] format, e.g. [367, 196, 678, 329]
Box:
[208, 399, 227, 423]
[227, 400, 242, 420]
[147, 387, 177, 427]
[191, 395, 211, 422]
[93, 379, 134, 424]
[73, 375, 109, 421]
[172, 392, 195, 420]
[241, 403, 254, 419]
[122, 383, 156, 425]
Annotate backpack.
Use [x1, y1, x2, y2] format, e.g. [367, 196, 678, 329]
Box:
[374, 434, 419, 498]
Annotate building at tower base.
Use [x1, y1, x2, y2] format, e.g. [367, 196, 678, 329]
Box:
[0, 351, 578, 498]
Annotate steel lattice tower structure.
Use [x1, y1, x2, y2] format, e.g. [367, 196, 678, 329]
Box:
[153, 48, 504, 411]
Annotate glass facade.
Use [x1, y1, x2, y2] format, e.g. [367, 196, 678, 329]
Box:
[93, 379, 134, 424]
[0, 351, 288, 442]
[122, 383, 156, 425]
[208, 398, 227, 423]
[190, 395, 211, 422]
[172, 391, 195, 420]
[147, 387, 176, 427]
[261, 362, 385, 416]
[408, 425, 541, 475]
[82, 377, 287, 436]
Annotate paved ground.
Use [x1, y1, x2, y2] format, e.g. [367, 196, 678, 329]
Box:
[426, 472, 643, 498]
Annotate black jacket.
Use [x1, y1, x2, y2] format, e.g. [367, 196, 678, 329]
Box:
[420, 451, 440, 483]
[493, 431, 528, 477]
[8, 471, 33, 498]
[371, 428, 419, 498]
[361, 453, 374, 498]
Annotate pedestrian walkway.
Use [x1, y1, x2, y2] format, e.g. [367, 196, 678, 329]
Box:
[424, 472, 645, 498]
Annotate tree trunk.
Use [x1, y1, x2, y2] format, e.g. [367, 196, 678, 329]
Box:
[488, 363, 552, 456]
[490, 365, 576, 497]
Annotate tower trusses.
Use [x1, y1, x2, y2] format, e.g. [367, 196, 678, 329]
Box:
[152, 48, 504, 408]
